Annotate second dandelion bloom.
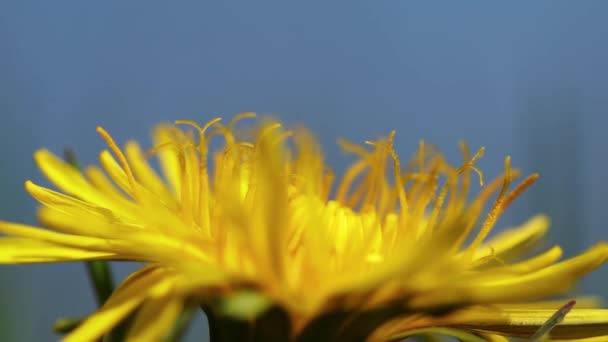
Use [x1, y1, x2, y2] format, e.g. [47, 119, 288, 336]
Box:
[1, 113, 607, 341]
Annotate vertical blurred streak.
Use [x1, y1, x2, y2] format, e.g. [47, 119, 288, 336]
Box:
[0, 17, 27, 342]
[520, 87, 582, 260]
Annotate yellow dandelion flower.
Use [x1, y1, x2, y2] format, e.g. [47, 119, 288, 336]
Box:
[1, 114, 607, 341]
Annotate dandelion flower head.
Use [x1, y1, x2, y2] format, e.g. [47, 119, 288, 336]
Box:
[1, 114, 607, 341]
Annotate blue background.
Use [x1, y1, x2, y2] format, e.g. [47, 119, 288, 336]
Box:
[1, 2, 607, 341]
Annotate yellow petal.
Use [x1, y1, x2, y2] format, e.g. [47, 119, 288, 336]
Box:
[379, 327, 488, 342]
[85, 165, 138, 208]
[98, 150, 186, 227]
[499, 245, 563, 273]
[550, 337, 608, 342]
[98, 150, 136, 198]
[495, 298, 602, 310]
[125, 141, 176, 205]
[410, 243, 608, 308]
[0, 220, 156, 262]
[152, 125, 183, 195]
[478, 333, 510, 342]
[469, 243, 608, 303]
[166, 261, 235, 297]
[125, 296, 183, 342]
[62, 266, 171, 342]
[251, 123, 290, 280]
[473, 214, 550, 262]
[442, 306, 608, 339]
[36, 213, 212, 264]
[26, 180, 138, 235]
[0, 221, 114, 251]
[0, 238, 115, 263]
[473, 246, 563, 276]
[37, 206, 138, 238]
[32, 150, 128, 215]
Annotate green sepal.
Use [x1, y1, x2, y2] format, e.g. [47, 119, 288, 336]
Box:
[204, 291, 291, 342]
[295, 303, 406, 342]
[53, 317, 83, 334]
[218, 290, 273, 320]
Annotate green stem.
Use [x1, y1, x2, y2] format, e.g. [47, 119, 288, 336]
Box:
[85, 260, 115, 306]
[165, 303, 198, 342]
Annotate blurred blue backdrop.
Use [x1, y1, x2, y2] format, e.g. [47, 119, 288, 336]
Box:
[1, 2, 607, 341]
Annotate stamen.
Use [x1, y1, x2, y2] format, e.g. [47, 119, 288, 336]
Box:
[466, 147, 485, 187]
[174, 119, 223, 229]
[145, 141, 175, 158]
[338, 138, 373, 158]
[418, 140, 425, 172]
[247, 122, 284, 187]
[175, 119, 220, 153]
[206, 114, 257, 151]
[450, 169, 522, 252]
[175, 117, 222, 157]
[345, 173, 368, 208]
[96, 127, 138, 198]
[274, 130, 294, 145]
[362, 139, 387, 209]
[471, 169, 522, 209]
[211, 124, 237, 147]
[458, 140, 471, 197]
[406, 158, 441, 228]
[228, 112, 256, 131]
[321, 171, 335, 201]
[502, 173, 539, 210]
[238, 142, 255, 150]
[426, 147, 484, 234]
[465, 156, 512, 258]
[385, 131, 409, 224]
[335, 138, 377, 205]
[178, 144, 197, 224]
[336, 160, 368, 204]
[441, 142, 469, 221]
